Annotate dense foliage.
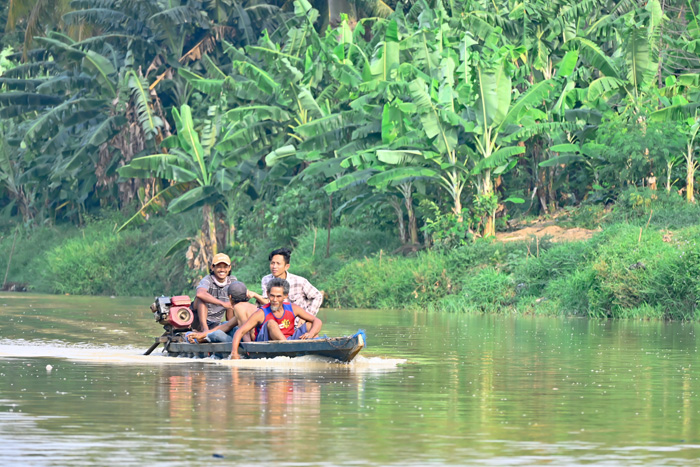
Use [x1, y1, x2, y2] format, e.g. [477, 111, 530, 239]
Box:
[2, 0, 700, 318]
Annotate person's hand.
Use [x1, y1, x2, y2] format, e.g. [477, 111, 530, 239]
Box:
[223, 301, 234, 312]
[299, 332, 312, 340]
[230, 352, 240, 360]
[246, 290, 254, 299]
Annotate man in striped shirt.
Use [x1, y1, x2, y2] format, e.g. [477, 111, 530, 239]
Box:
[192, 253, 238, 332]
[248, 247, 323, 327]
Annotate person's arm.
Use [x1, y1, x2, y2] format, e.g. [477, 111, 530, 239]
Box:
[292, 304, 322, 339]
[261, 277, 267, 298]
[231, 309, 264, 359]
[301, 279, 324, 316]
[247, 289, 269, 305]
[196, 286, 234, 314]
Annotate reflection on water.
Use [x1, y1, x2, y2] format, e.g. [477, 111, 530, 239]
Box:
[0, 292, 699, 465]
[161, 366, 324, 438]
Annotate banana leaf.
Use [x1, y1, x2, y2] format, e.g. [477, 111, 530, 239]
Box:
[168, 185, 219, 214]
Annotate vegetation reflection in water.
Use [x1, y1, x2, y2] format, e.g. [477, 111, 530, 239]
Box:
[0, 293, 698, 465]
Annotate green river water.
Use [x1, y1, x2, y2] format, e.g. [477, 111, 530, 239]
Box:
[0, 292, 698, 465]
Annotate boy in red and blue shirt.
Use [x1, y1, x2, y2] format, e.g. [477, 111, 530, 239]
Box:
[231, 277, 322, 359]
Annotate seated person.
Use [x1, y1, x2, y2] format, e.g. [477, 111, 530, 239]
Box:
[191, 253, 238, 332]
[230, 278, 322, 359]
[187, 281, 257, 343]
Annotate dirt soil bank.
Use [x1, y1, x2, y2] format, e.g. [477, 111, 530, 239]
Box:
[496, 221, 598, 243]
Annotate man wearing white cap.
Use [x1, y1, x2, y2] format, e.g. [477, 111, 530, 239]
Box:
[192, 253, 238, 332]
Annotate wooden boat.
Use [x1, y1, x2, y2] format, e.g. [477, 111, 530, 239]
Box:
[150, 331, 366, 363]
[145, 295, 365, 362]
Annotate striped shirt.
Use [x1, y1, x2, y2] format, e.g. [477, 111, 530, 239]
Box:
[196, 274, 238, 327]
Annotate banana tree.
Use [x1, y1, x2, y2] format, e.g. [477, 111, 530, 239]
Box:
[118, 104, 245, 268]
[387, 5, 552, 236]
[521, 48, 592, 214]
[4, 0, 73, 59]
[351, 11, 473, 227]
[466, 63, 553, 235]
[0, 121, 36, 222]
[568, 0, 664, 116]
[0, 31, 126, 221]
[680, 116, 700, 203]
[649, 73, 700, 202]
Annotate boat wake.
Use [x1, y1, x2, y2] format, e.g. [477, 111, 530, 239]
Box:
[0, 339, 406, 370]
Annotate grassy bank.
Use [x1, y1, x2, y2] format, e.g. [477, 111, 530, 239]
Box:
[0, 213, 191, 297]
[3, 189, 699, 320]
[312, 189, 700, 320]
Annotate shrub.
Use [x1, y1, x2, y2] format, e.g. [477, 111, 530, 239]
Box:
[40, 219, 190, 296]
[292, 226, 400, 283]
[234, 226, 401, 296]
[323, 239, 527, 311]
[543, 268, 595, 316]
[539, 223, 700, 320]
[325, 250, 455, 309]
[513, 240, 592, 297]
[438, 267, 515, 313]
[0, 224, 74, 288]
[614, 188, 700, 229]
[558, 204, 609, 230]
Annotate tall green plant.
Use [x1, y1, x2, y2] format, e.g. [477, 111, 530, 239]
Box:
[118, 104, 249, 268]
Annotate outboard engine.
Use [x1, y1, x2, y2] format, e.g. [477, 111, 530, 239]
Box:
[150, 295, 194, 331]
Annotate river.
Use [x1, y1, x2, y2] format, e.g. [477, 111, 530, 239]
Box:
[0, 293, 698, 465]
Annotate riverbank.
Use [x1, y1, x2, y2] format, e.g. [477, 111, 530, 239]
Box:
[2, 189, 699, 320]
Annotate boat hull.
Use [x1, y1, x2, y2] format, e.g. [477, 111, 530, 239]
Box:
[163, 333, 365, 362]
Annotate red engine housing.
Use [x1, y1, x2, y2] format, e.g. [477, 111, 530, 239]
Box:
[165, 295, 193, 329]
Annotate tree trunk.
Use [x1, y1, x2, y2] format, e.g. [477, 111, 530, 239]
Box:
[547, 167, 556, 212]
[481, 172, 495, 237]
[216, 211, 227, 250]
[538, 165, 549, 216]
[399, 183, 419, 244]
[326, 194, 332, 258]
[390, 198, 407, 244]
[453, 196, 463, 223]
[484, 215, 495, 238]
[450, 167, 464, 223]
[422, 219, 431, 249]
[687, 143, 696, 203]
[407, 201, 419, 244]
[202, 204, 217, 266]
[326, 0, 356, 27]
[229, 219, 236, 248]
[16, 187, 33, 223]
